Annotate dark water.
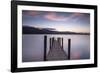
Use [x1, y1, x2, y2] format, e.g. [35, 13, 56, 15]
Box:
[22, 34, 90, 62]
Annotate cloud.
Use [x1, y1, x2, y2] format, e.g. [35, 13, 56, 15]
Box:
[22, 10, 41, 16]
[23, 11, 85, 22]
[44, 12, 68, 21]
[44, 12, 84, 21]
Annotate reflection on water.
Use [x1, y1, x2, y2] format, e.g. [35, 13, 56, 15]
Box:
[22, 34, 90, 62]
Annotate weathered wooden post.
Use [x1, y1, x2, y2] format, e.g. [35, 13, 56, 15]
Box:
[57, 37, 61, 45]
[62, 38, 63, 49]
[44, 35, 47, 61]
[68, 39, 71, 60]
[50, 38, 52, 49]
[52, 37, 55, 47]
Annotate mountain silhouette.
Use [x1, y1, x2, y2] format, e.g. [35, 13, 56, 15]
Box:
[23, 26, 90, 35]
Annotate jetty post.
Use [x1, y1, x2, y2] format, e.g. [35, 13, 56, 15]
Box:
[50, 38, 52, 49]
[68, 39, 71, 60]
[44, 35, 47, 61]
[62, 38, 63, 49]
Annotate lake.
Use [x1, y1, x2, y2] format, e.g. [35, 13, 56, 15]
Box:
[22, 34, 90, 62]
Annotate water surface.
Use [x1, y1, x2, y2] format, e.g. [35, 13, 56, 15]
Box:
[22, 34, 90, 62]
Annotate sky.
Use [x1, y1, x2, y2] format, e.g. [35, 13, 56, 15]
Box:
[22, 10, 90, 33]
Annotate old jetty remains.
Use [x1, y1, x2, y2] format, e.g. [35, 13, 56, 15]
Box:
[44, 36, 71, 61]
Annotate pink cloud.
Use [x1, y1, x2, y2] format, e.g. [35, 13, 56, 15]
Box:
[44, 12, 68, 21]
[44, 12, 83, 21]
[23, 11, 84, 21]
[73, 13, 84, 16]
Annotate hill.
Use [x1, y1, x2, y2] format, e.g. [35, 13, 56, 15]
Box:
[23, 26, 90, 35]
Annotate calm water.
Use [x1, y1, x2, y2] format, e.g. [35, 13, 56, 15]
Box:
[22, 34, 90, 62]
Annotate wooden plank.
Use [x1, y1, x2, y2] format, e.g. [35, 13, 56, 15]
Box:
[47, 38, 67, 60]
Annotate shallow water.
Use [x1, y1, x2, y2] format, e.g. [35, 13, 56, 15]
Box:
[22, 34, 90, 62]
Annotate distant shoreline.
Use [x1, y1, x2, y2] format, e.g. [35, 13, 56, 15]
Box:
[23, 26, 90, 35]
[23, 33, 90, 35]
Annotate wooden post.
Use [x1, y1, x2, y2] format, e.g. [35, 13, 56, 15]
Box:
[68, 39, 71, 60]
[50, 38, 51, 49]
[57, 37, 60, 44]
[44, 35, 47, 61]
[52, 37, 54, 47]
[62, 38, 63, 49]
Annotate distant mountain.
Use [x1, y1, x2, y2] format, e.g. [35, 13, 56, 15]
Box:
[23, 26, 54, 34]
[23, 26, 90, 35]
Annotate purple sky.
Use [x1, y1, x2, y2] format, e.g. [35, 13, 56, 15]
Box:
[22, 10, 90, 33]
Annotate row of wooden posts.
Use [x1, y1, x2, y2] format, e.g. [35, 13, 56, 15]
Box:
[49, 37, 64, 50]
[44, 35, 71, 61]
